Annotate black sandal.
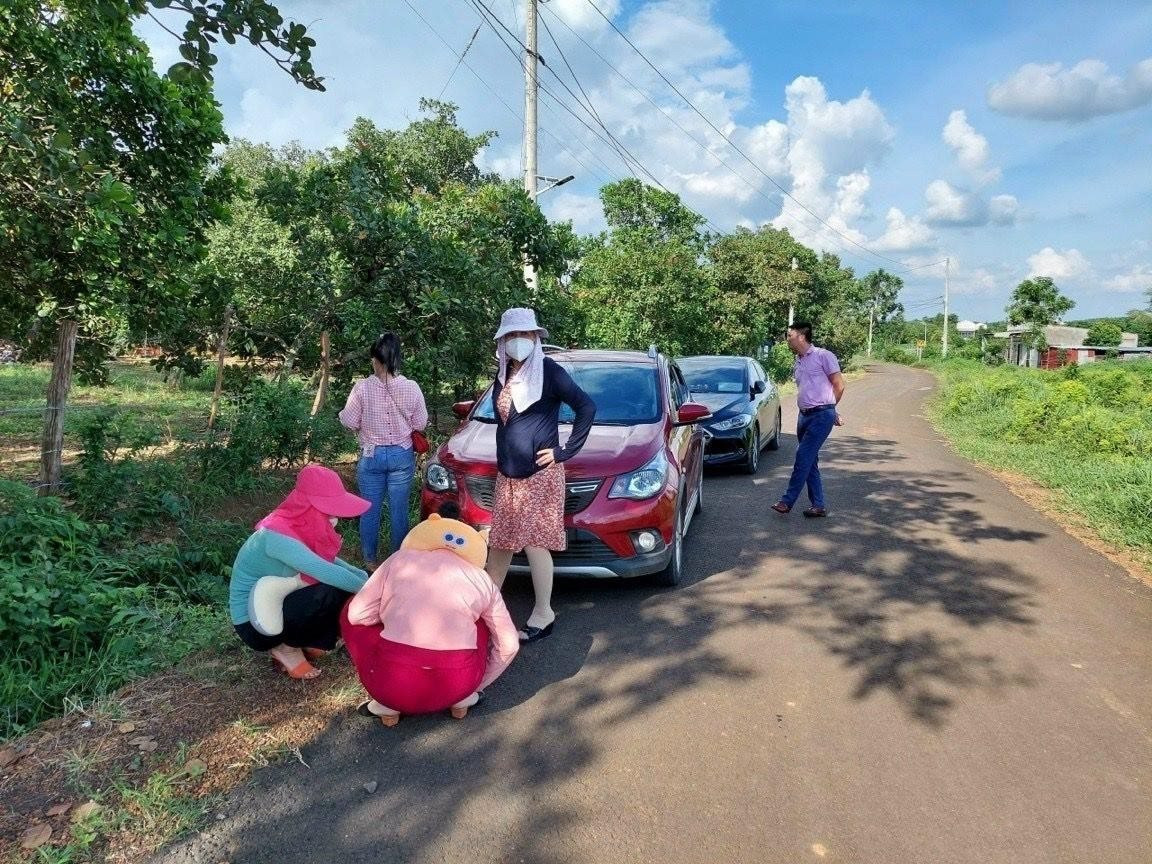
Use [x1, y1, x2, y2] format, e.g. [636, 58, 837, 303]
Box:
[518, 621, 554, 643]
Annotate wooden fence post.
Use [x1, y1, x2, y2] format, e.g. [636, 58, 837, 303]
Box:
[39, 319, 77, 496]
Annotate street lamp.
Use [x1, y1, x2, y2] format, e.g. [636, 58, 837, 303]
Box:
[523, 174, 575, 293]
[535, 174, 574, 197]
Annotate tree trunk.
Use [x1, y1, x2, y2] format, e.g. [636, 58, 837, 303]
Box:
[208, 304, 233, 430]
[310, 330, 330, 417]
[305, 330, 331, 462]
[39, 319, 78, 496]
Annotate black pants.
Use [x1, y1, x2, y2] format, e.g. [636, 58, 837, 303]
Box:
[234, 583, 352, 652]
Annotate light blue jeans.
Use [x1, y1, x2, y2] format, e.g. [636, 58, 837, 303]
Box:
[357, 445, 416, 562]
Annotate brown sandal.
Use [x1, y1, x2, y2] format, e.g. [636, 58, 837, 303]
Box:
[802, 507, 827, 518]
[771, 502, 791, 514]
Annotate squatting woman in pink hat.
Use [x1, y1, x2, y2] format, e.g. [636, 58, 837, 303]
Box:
[229, 465, 371, 679]
[484, 308, 595, 643]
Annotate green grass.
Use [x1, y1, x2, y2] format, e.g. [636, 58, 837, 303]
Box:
[926, 358, 1152, 560]
[0, 362, 220, 482]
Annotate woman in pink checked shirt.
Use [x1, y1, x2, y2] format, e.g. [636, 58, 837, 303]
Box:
[339, 332, 428, 569]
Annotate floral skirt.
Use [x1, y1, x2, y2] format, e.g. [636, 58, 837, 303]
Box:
[488, 462, 566, 552]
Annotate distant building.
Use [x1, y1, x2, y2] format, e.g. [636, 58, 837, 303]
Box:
[994, 324, 1150, 368]
[956, 320, 983, 337]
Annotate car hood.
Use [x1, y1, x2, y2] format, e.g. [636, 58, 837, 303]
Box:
[443, 421, 664, 478]
[692, 393, 748, 416]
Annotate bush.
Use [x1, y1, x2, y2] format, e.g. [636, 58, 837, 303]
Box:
[226, 377, 349, 470]
[0, 480, 234, 738]
[764, 341, 794, 384]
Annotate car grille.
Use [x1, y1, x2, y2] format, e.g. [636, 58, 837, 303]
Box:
[513, 529, 616, 564]
[462, 474, 603, 515]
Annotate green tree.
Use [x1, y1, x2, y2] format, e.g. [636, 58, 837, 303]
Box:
[1005, 276, 1075, 355]
[572, 180, 715, 356]
[0, 0, 321, 493]
[708, 226, 809, 355]
[1085, 321, 1123, 347]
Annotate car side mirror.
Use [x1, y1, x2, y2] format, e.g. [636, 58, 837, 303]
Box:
[673, 402, 712, 426]
[452, 400, 475, 420]
[751, 380, 766, 395]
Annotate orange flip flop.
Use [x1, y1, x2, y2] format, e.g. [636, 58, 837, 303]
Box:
[273, 656, 320, 680]
[302, 647, 328, 660]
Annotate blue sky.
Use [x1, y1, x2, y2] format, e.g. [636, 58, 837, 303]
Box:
[139, 0, 1152, 324]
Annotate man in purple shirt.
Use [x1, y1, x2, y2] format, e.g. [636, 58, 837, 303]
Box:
[772, 322, 845, 517]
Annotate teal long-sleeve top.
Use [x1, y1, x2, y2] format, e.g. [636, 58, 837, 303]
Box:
[228, 528, 369, 625]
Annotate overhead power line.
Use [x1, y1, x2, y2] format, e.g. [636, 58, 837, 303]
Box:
[581, 0, 944, 273]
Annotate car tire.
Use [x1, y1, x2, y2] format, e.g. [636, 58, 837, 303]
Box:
[766, 409, 781, 451]
[652, 502, 684, 587]
[742, 425, 760, 474]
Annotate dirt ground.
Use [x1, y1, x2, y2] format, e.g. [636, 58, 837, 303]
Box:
[0, 641, 367, 862]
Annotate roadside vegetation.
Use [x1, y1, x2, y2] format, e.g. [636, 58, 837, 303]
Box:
[927, 358, 1152, 565]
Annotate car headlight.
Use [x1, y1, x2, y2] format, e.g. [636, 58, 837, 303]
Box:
[609, 450, 667, 500]
[425, 460, 456, 493]
[710, 414, 752, 431]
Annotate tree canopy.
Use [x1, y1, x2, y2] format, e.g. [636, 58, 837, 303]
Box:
[1005, 276, 1075, 349]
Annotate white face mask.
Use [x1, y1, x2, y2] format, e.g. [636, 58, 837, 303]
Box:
[505, 336, 535, 362]
[328, 517, 338, 527]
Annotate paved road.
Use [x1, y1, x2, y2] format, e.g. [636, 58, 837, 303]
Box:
[158, 363, 1152, 864]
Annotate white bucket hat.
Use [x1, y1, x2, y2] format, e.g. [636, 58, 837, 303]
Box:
[493, 307, 549, 341]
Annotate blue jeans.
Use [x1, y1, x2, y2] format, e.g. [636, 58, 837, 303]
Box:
[357, 445, 416, 562]
[780, 407, 836, 510]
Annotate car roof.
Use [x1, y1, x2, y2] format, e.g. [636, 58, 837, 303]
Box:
[549, 348, 661, 364]
[678, 354, 751, 363]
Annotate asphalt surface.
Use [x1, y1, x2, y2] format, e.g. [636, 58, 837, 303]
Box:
[157, 363, 1152, 864]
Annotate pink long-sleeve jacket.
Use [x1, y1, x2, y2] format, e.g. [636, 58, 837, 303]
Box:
[346, 548, 519, 690]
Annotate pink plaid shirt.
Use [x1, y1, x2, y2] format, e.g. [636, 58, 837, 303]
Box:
[339, 374, 428, 455]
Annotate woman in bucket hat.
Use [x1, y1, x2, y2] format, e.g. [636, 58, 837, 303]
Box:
[484, 308, 595, 643]
[229, 464, 371, 679]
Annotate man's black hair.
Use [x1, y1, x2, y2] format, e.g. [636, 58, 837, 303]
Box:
[789, 321, 814, 343]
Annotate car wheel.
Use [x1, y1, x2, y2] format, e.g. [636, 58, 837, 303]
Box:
[653, 503, 684, 587]
[766, 409, 781, 451]
[742, 425, 760, 474]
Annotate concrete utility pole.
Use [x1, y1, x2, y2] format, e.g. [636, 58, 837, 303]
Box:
[942, 256, 950, 358]
[789, 256, 797, 326]
[866, 299, 875, 357]
[521, 0, 539, 294]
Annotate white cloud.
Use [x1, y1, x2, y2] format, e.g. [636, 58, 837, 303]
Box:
[987, 58, 1152, 121]
[942, 110, 1000, 184]
[771, 77, 895, 248]
[989, 194, 1019, 225]
[1103, 264, 1152, 294]
[551, 0, 621, 31]
[924, 180, 986, 226]
[872, 208, 935, 252]
[542, 192, 606, 235]
[1027, 247, 1090, 280]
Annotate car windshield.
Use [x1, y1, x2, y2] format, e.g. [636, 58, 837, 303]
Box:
[678, 360, 747, 395]
[471, 361, 660, 425]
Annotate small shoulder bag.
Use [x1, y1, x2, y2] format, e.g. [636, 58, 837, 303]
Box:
[384, 380, 430, 454]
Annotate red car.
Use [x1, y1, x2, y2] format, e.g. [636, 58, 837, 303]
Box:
[420, 348, 710, 586]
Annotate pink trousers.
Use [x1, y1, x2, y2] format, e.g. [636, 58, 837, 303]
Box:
[340, 603, 489, 715]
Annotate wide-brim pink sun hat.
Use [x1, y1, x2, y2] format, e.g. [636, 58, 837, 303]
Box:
[493, 307, 549, 341]
[294, 464, 370, 517]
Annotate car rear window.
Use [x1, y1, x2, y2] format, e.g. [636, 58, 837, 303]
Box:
[471, 361, 661, 425]
[678, 360, 747, 394]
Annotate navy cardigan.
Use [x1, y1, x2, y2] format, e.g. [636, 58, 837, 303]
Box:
[493, 356, 596, 479]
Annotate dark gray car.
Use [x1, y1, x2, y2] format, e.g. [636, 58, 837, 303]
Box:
[678, 355, 781, 474]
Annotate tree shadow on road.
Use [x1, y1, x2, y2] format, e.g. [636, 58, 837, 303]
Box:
[154, 409, 1051, 864]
